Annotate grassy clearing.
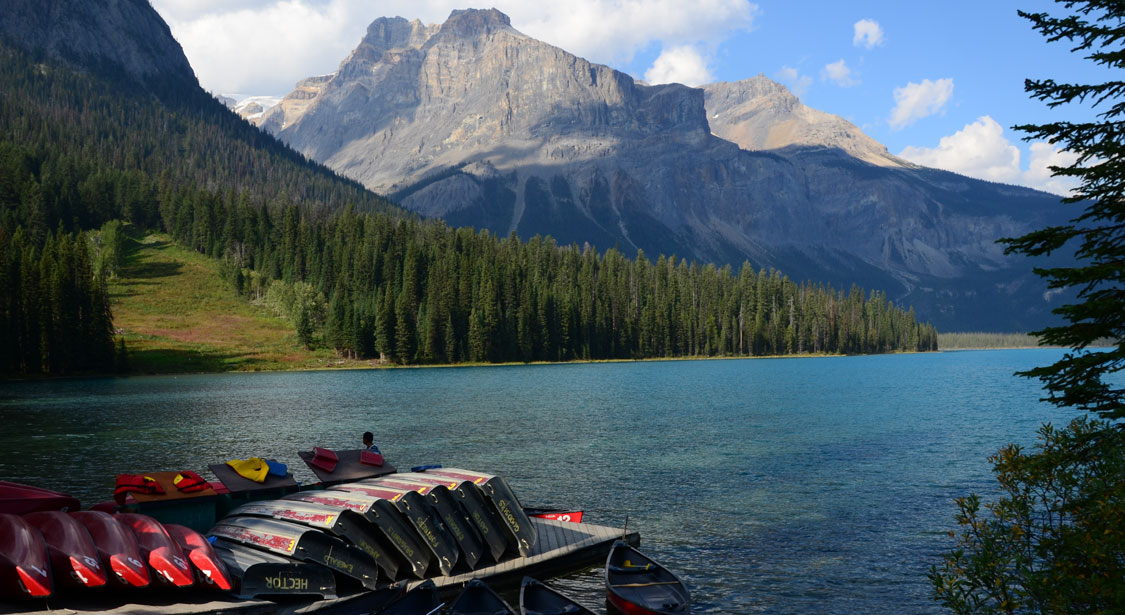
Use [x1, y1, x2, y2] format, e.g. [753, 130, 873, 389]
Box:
[938, 332, 1042, 350]
[109, 231, 375, 374]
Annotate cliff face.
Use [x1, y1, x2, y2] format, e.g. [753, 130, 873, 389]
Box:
[0, 0, 198, 93]
[260, 9, 1069, 331]
[703, 77, 910, 168]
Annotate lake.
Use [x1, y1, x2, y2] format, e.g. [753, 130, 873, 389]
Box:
[0, 349, 1075, 614]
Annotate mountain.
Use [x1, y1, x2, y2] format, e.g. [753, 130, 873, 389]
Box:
[0, 0, 198, 96]
[702, 77, 910, 168]
[257, 8, 1068, 332]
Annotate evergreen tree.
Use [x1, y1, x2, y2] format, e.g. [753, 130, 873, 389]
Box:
[932, 3, 1125, 613]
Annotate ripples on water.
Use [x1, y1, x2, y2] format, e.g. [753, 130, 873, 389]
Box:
[0, 350, 1073, 614]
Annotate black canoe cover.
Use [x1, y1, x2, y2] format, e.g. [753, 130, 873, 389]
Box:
[210, 538, 336, 600]
[282, 490, 431, 579]
[520, 576, 595, 615]
[366, 476, 488, 570]
[422, 468, 537, 558]
[228, 499, 400, 581]
[208, 516, 380, 589]
[450, 578, 517, 615]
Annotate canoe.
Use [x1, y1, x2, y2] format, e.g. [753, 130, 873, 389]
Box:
[23, 511, 106, 589]
[0, 481, 80, 515]
[210, 537, 337, 600]
[282, 489, 431, 578]
[115, 512, 194, 587]
[374, 579, 442, 615]
[208, 515, 379, 589]
[165, 524, 233, 590]
[330, 482, 459, 576]
[229, 498, 400, 581]
[520, 576, 595, 615]
[605, 541, 689, 615]
[0, 513, 51, 598]
[394, 472, 510, 563]
[70, 511, 149, 588]
[525, 509, 583, 523]
[365, 476, 487, 569]
[422, 468, 537, 557]
[449, 578, 517, 615]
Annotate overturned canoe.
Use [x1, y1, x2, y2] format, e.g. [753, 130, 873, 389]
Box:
[421, 468, 537, 557]
[208, 515, 379, 589]
[605, 541, 690, 615]
[23, 511, 106, 589]
[0, 481, 79, 515]
[0, 513, 52, 598]
[520, 576, 596, 615]
[282, 489, 430, 579]
[329, 482, 459, 576]
[396, 473, 510, 563]
[165, 524, 233, 591]
[450, 578, 517, 615]
[116, 513, 194, 587]
[70, 510, 150, 588]
[229, 498, 400, 581]
[364, 476, 487, 570]
[210, 537, 337, 601]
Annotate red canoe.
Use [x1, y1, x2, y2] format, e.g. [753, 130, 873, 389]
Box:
[165, 524, 232, 591]
[70, 511, 150, 588]
[0, 513, 52, 598]
[116, 513, 194, 587]
[526, 509, 584, 523]
[0, 481, 80, 515]
[23, 511, 106, 589]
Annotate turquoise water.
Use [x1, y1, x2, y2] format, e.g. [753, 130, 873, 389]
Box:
[0, 350, 1075, 613]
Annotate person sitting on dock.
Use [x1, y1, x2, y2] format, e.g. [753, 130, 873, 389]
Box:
[362, 431, 381, 455]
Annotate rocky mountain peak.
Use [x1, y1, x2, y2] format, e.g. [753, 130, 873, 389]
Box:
[442, 8, 513, 36]
[261, 7, 710, 191]
[703, 76, 909, 168]
[360, 16, 435, 53]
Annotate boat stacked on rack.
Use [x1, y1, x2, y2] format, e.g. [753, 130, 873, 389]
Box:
[207, 466, 539, 600]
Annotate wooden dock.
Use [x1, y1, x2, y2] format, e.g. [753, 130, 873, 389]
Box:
[0, 519, 637, 615]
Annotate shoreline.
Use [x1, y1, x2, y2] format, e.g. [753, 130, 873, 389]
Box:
[2, 350, 936, 382]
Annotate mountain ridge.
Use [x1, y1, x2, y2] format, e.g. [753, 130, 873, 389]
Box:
[254, 9, 1069, 331]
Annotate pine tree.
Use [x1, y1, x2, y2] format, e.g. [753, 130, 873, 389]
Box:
[933, 4, 1125, 613]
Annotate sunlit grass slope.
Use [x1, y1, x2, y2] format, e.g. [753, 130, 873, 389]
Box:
[109, 231, 368, 374]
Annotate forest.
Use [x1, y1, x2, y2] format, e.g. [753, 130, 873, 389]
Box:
[0, 40, 937, 375]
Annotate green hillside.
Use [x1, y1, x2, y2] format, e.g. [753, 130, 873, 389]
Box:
[110, 229, 368, 373]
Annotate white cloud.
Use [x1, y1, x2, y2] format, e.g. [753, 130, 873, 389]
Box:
[853, 19, 884, 49]
[1024, 141, 1081, 196]
[513, 0, 758, 67]
[822, 59, 856, 87]
[889, 78, 953, 130]
[150, 0, 759, 96]
[644, 46, 712, 86]
[897, 115, 1080, 195]
[776, 66, 812, 98]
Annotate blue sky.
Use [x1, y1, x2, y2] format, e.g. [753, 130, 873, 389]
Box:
[151, 0, 1102, 195]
